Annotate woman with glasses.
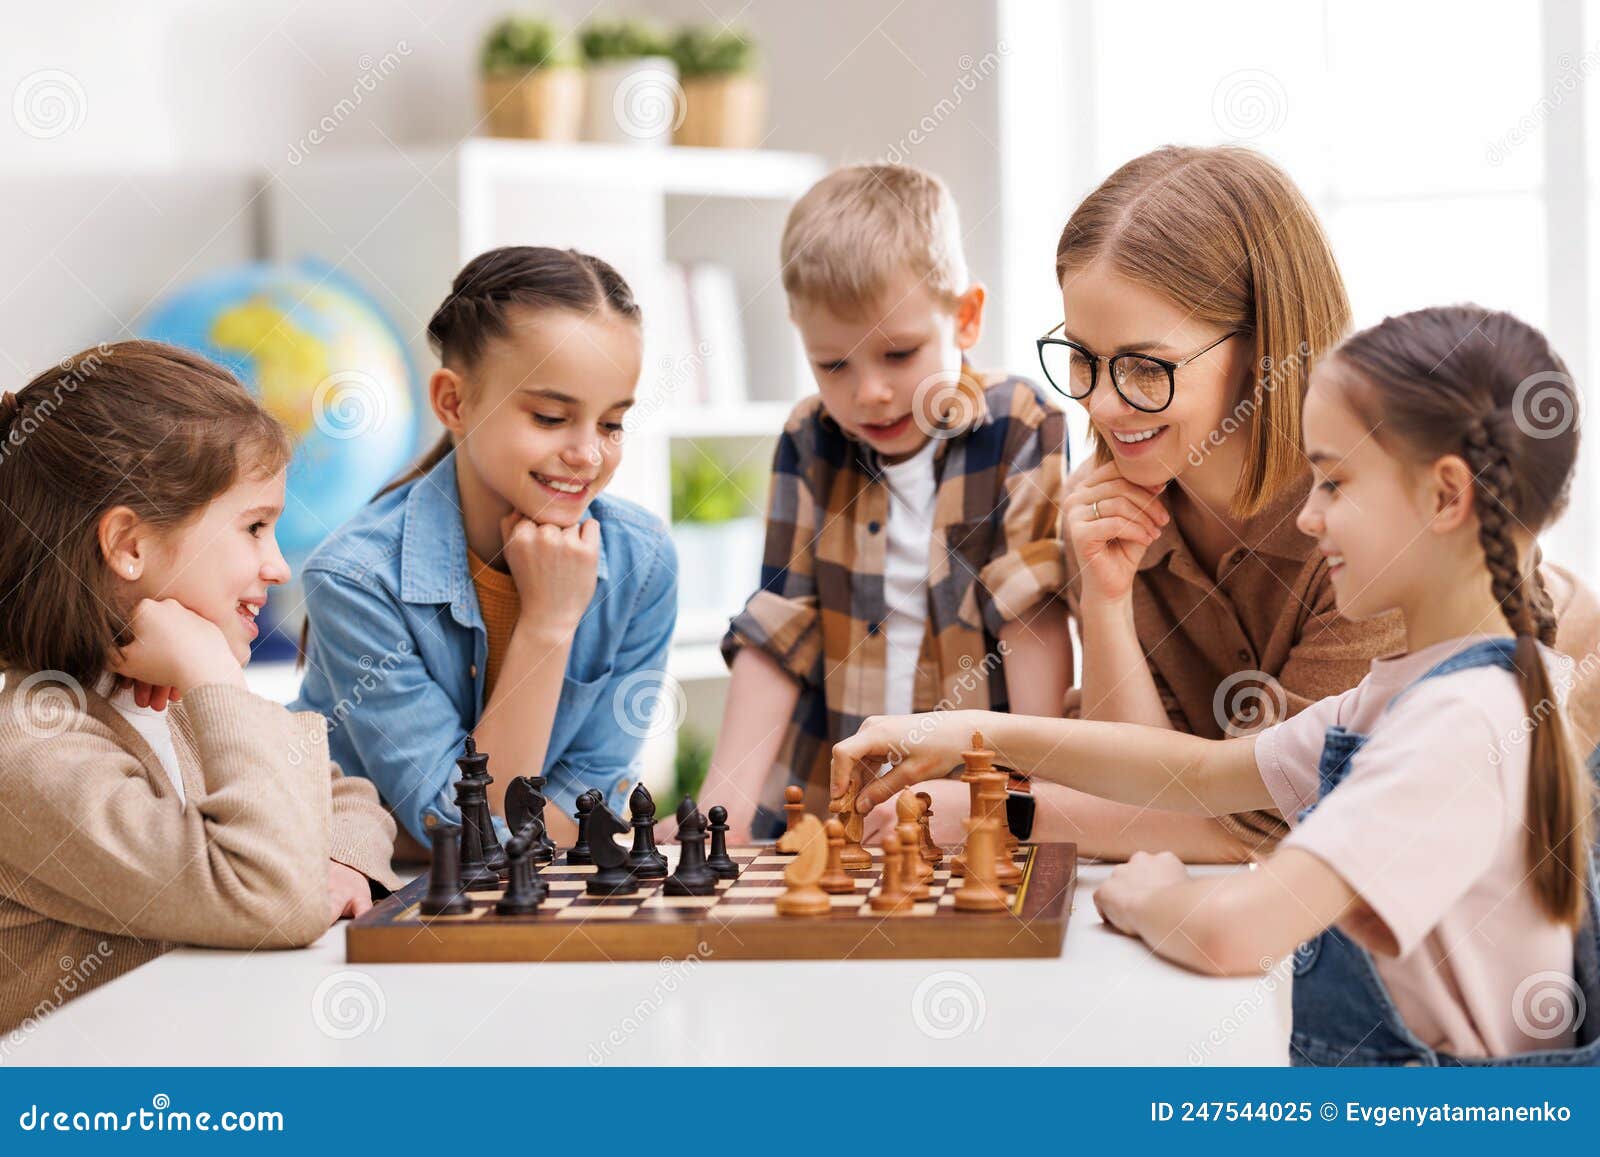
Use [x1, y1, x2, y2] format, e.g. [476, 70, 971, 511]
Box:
[1018, 145, 1599, 861]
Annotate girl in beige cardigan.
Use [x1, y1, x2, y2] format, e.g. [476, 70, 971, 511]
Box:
[0, 341, 399, 1035]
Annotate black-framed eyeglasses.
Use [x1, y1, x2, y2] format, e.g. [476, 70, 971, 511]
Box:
[1036, 324, 1243, 414]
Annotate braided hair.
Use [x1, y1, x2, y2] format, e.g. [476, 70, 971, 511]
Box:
[296, 246, 643, 663]
[1333, 306, 1591, 927]
[386, 246, 642, 496]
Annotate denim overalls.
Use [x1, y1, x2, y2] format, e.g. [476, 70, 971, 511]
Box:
[1290, 637, 1600, 1066]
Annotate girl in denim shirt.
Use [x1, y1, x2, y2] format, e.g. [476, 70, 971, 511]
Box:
[295, 247, 677, 850]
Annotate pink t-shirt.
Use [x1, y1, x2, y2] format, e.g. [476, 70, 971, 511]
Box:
[1255, 634, 1580, 1058]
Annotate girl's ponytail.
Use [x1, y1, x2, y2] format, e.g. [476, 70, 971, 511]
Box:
[1335, 306, 1593, 927]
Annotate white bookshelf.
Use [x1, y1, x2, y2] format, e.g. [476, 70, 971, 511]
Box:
[266, 138, 825, 692]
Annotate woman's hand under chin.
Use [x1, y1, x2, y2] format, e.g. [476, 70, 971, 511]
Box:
[1064, 461, 1169, 606]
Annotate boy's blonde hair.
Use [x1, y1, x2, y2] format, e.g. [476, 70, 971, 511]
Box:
[781, 163, 968, 318]
[1056, 145, 1351, 519]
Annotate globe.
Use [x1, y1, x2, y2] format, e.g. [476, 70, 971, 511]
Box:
[140, 260, 419, 658]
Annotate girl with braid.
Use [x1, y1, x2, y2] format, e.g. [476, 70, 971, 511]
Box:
[293, 247, 677, 854]
[837, 306, 1600, 1064]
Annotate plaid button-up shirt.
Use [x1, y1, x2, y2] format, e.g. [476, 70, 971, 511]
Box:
[722, 366, 1069, 826]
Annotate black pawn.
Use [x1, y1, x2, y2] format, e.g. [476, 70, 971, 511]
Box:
[706, 805, 739, 880]
[664, 803, 717, 896]
[420, 823, 472, 916]
[585, 800, 640, 897]
[568, 789, 599, 865]
[496, 821, 550, 915]
[626, 783, 668, 879]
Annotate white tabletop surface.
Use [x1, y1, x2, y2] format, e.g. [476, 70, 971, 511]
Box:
[11, 863, 1290, 1066]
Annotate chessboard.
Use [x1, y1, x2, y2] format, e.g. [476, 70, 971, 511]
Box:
[345, 841, 1077, 963]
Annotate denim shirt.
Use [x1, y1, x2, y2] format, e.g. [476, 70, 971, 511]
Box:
[291, 451, 678, 843]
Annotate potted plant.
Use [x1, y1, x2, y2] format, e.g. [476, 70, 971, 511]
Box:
[670, 450, 766, 633]
[479, 16, 583, 141]
[671, 26, 764, 149]
[580, 18, 679, 146]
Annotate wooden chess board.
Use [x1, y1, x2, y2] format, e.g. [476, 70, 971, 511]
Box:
[346, 842, 1077, 963]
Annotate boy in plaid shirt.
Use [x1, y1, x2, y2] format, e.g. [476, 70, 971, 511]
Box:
[704, 163, 1072, 841]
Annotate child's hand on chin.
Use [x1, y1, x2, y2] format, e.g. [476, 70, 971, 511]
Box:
[111, 598, 245, 697]
[499, 509, 601, 633]
[326, 861, 373, 923]
[1094, 850, 1189, 934]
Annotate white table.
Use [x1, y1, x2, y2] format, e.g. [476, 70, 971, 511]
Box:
[10, 864, 1289, 1066]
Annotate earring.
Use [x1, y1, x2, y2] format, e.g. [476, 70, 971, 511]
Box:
[126, 566, 135, 577]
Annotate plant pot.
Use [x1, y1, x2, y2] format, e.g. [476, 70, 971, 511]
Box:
[675, 73, 765, 148]
[479, 68, 583, 141]
[584, 56, 681, 146]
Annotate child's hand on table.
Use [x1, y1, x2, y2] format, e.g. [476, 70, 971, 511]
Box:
[1093, 850, 1189, 935]
[327, 861, 374, 923]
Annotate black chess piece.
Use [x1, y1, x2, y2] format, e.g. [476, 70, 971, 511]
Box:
[506, 776, 554, 865]
[496, 820, 550, 915]
[525, 772, 559, 861]
[625, 783, 668, 879]
[568, 789, 600, 865]
[705, 805, 739, 880]
[664, 802, 717, 896]
[420, 822, 472, 916]
[585, 800, 640, 896]
[454, 737, 506, 880]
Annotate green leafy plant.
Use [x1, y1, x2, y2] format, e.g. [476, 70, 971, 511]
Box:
[662, 727, 711, 817]
[670, 26, 758, 78]
[480, 15, 578, 75]
[579, 18, 671, 62]
[671, 451, 761, 524]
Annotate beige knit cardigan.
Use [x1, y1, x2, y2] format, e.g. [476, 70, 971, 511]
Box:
[0, 677, 400, 1035]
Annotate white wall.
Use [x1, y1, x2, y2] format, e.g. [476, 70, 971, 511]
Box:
[1, 0, 1029, 376]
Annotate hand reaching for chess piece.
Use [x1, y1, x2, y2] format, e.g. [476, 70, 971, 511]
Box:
[861, 777, 971, 848]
